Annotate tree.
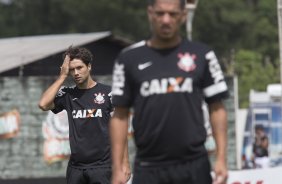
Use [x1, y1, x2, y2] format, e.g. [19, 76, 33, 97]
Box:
[234, 49, 279, 108]
[0, 0, 149, 40]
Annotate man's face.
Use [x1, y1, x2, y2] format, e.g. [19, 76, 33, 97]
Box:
[69, 59, 91, 85]
[148, 0, 186, 41]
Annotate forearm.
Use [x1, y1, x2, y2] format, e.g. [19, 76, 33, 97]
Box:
[38, 75, 67, 111]
[209, 102, 228, 161]
[123, 137, 130, 164]
[110, 110, 129, 171]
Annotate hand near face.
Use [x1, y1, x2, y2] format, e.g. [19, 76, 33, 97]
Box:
[60, 55, 70, 77]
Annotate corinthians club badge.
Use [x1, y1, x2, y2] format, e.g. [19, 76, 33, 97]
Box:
[177, 52, 197, 72]
[94, 93, 105, 104]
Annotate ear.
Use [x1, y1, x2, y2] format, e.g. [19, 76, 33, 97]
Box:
[147, 6, 153, 22]
[181, 9, 188, 24]
[88, 64, 91, 71]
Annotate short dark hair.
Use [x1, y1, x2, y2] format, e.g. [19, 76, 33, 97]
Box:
[255, 124, 264, 131]
[147, 0, 186, 9]
[63, 46, 93, 66]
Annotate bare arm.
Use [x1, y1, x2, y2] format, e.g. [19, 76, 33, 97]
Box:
[209, 101, 228, 184]
[261, 136, 269, 149]
[110, 107, 130, 184]
[122, 135, 131, 182]
[38, 56, 70, 111]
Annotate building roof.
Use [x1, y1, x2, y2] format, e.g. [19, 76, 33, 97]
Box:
[249, 89, 270, 103]
[0, 31, 112, 74]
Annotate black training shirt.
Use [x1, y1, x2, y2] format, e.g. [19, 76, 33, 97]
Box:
[52, 83, 113, 168]
[112, 39, 228, 164]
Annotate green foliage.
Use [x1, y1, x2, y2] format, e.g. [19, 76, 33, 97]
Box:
[234, 49, 280, 108]
[0, 0, 149, 40]
[193, 0, 252, 55]
[193, 0, 278, 60]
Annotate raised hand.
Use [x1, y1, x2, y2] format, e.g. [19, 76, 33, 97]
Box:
[60, 55, 70, 77]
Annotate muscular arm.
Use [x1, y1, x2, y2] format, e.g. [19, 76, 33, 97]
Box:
[110, 107, 130, 184]
[209, 101, 228, 184]
[38, 56, 70, 111]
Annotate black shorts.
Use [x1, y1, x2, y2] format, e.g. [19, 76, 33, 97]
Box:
[132, 156, 212, 184]
[66, 165, 111, 184]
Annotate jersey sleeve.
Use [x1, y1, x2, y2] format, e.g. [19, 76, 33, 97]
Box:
[51, 86, 68, 114]
[111, 53, 134, 107]
[202, 50, 229, 104]
[108, 91, 114, 113]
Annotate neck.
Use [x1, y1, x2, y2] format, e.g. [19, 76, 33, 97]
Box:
[147, 35, 182, 49]
[77, 77, 96, 89]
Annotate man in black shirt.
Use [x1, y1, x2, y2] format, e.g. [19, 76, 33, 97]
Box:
[110, 0, 228, 184]
[38, 46, 130, 184]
